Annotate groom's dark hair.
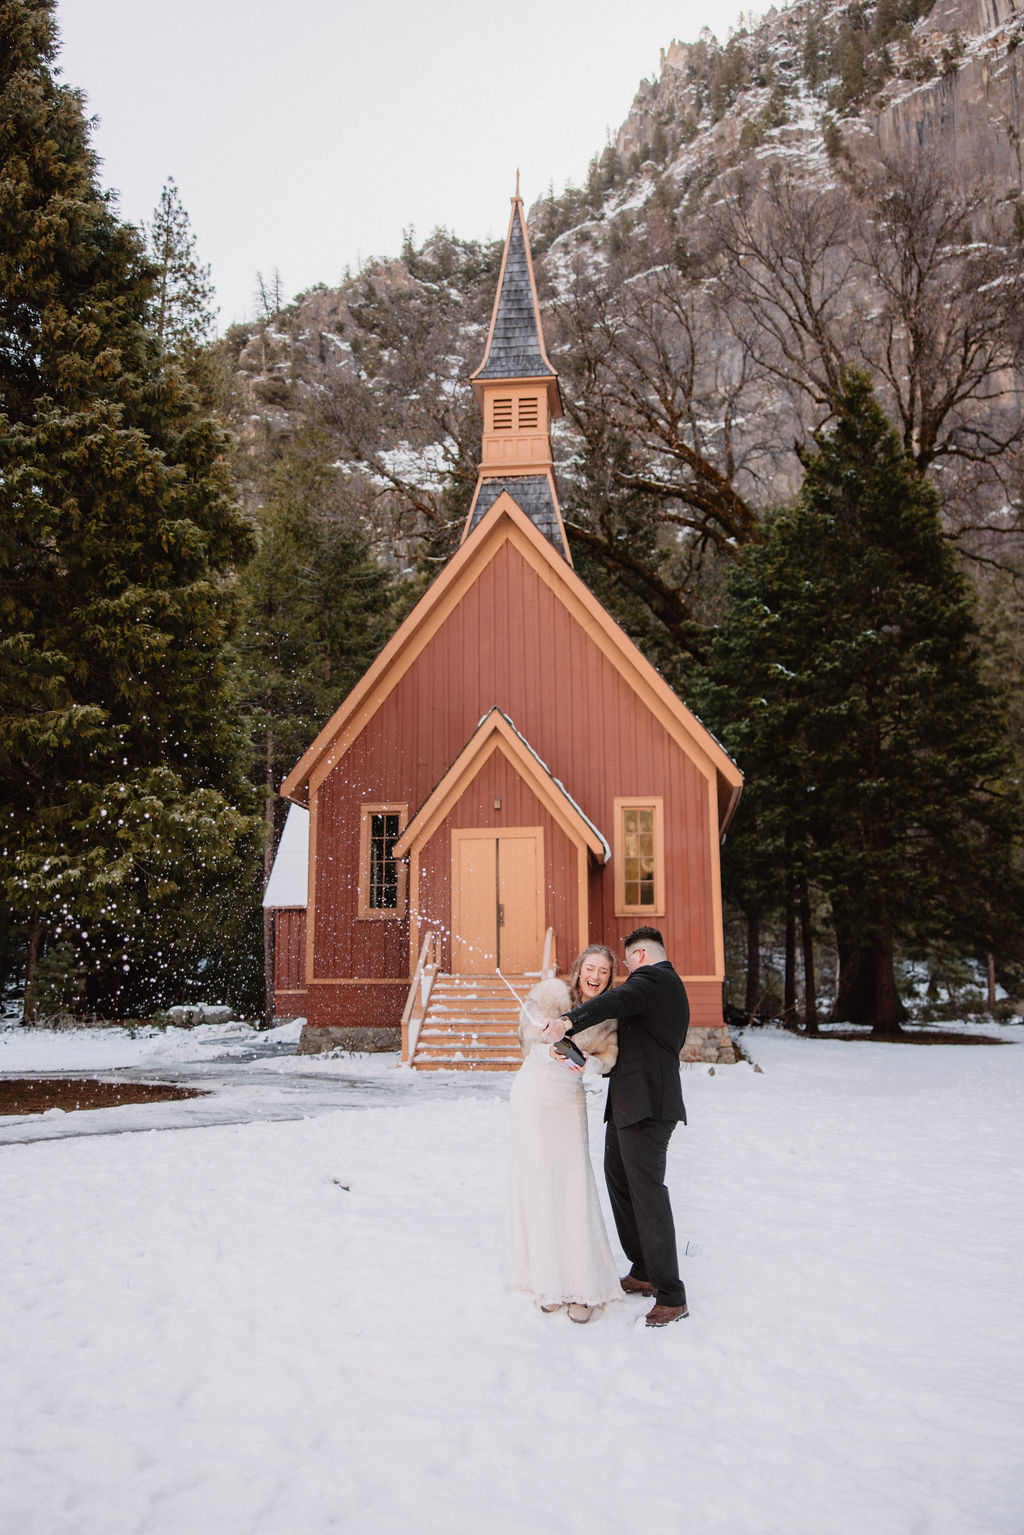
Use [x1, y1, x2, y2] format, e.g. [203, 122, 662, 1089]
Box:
[624, 926, 664, 950]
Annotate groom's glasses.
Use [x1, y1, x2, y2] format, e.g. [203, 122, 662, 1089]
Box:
[625, 947, 644, 969]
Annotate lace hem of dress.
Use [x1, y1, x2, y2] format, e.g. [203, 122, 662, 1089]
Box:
[509, 1282, 622, 1308]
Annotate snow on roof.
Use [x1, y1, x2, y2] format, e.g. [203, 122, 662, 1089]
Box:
[263, 804, 309, 909]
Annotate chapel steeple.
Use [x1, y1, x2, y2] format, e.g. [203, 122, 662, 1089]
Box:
[462, 190, 571, 562]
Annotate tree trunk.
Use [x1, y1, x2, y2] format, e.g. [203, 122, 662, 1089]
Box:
[784, 877, 797, 1024]
[832, 926, 874, 1023]
[22, 918, 41, 1024]
[871, 916, 905, 1034]
[744, 910, 761, 1017]
[263, 721, 277, 1029]
[799, 876, 818, 1036]
[987, 952, 997, 1010]
[833, 913, 908, 1030]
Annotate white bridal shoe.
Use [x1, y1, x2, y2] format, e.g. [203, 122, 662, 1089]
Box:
[567, 1304, 595, 1324]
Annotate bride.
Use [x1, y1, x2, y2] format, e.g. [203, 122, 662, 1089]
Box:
[505, 945, 622, 1323]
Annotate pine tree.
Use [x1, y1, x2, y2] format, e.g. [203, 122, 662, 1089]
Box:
[236, 429, 399, 1021]
[700, 374, 1022, 1032]
[146, 177, 215, 357]
[803, 9, 822, 90]
[0, 0, 257, 1019]
[834, 21, 867, 109]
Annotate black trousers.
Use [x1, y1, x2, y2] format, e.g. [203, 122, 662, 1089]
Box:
[604, 1117, 685, 1307]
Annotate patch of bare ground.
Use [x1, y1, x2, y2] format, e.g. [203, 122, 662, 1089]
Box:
[0, 1078, 209, 1116]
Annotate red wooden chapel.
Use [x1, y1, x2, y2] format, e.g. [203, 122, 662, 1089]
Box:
[263, 192, 743, 1066]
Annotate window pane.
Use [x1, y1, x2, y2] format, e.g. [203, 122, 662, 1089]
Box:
[369, 812, 401, 909]
[620, 801, 658, 910]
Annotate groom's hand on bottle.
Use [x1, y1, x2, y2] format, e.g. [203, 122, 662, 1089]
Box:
[539, 1017, 568, 1043]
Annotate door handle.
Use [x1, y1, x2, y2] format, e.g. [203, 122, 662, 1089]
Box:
[497, 903, 505, 928]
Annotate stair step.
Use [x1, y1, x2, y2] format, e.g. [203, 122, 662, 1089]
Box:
[417, 1046, 518, 1057]
[430, 994, 521, 1006]
[414, 1060, 518, 1072]
[417, 1031, 518, 1045]
[420, 1022, 517, 1033]
[432, 1005, 527, 1014]
[410, 970, 542, 1071]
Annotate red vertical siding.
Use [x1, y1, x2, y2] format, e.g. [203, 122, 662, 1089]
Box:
[273, 909, 307, 1010]
[311, 537, 721, 996]
[312, 754, 410, 980]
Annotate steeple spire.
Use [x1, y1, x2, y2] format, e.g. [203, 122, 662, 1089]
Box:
[471, 194, 559, 391]
[462, 191, 570, 561]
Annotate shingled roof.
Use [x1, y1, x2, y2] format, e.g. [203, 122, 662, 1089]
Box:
[464, 475, 562, 546]
[473, 202, 556, 381]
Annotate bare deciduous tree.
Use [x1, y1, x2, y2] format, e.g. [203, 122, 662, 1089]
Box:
[548, 250, 765, 647]
[709, 161, 858, 412]
[707, 153, 1024, 556]
[857, 154, 1024, 481]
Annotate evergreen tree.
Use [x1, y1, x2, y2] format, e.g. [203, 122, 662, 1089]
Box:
[803, 9, 822, 90]
[145, 176, 215, 358]
[0, 0, 257, 1018]
[834, 20, 867, 109]
[700, 374, 1022, 1032]
[236, 429, 399, 1020]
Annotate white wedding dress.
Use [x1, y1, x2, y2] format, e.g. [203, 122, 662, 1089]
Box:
[506, 1011, 622, 1309]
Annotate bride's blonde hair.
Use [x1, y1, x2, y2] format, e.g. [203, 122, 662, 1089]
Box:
[568, 944, 616, 1008]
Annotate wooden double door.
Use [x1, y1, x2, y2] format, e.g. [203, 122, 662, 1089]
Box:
[451, 827, 544, 973]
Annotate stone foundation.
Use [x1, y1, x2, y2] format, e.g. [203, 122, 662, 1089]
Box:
[297, 1024, 402, 1055]
[681, 1026, 737, 1065]
[295, 1021, 735, 1063]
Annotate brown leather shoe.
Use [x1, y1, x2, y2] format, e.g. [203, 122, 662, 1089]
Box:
[620, 1275, 657, 1296]
[645, 1301, 690, 1326]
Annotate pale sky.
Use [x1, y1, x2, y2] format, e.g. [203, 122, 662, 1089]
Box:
[54, 0, 746, 330]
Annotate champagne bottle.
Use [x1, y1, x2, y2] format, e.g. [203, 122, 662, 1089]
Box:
[521, 998, 586, 1066]
[554, 1033, 586, 1068]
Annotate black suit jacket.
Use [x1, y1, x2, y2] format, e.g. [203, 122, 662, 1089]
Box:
[565, 961, 689, 1127]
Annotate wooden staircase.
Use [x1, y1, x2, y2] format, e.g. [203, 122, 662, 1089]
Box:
[408, 972, 529, 1071]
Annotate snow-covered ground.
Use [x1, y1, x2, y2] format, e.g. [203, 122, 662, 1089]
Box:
[1, 1021, 1022, 1535]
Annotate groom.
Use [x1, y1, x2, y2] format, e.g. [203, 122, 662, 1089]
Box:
[541, 925, 690, 1327]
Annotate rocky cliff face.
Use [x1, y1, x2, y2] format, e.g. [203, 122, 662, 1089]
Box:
[223, 0, 1023, 571]
[870, 0, 1023, 197]
[606, 0, 1024, 218]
